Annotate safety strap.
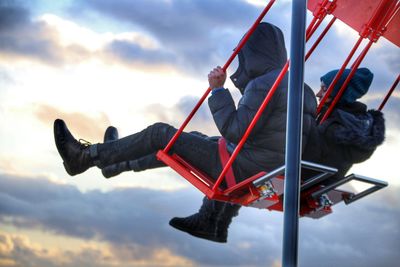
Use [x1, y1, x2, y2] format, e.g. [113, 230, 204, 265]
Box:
[218, 138, 236, 188]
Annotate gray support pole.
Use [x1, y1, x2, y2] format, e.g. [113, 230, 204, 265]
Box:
[282, 0, 307, 266]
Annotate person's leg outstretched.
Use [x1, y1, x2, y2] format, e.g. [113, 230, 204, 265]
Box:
[54, 119, 177, 176]
[54, 119, 220, 178]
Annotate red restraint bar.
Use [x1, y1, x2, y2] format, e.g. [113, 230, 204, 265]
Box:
[217, 138, 236, 188]
[212, 62, 289, 191]
[157, 0, 278, 197]
[161, 0, 276, 155]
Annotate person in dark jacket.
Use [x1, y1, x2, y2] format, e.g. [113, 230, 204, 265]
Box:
[303, 68, 385, 184]
[168, 22, 318, 242]
[53, 22, 318, 243]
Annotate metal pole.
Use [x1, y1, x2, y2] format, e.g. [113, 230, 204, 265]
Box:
[282, 0, 307, 266]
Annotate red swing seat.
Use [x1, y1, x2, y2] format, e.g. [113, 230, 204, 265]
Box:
[158, 148, 387, 219]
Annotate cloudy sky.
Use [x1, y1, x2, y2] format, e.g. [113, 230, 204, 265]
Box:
[0, 0, 399, 266]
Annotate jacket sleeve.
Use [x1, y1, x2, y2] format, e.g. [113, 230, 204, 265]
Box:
[208, 79, 278, 144]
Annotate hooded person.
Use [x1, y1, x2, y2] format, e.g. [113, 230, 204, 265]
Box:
[303, 68, 385, 184]
[168, 22, 318, 243]
[53, 22, 318, 243]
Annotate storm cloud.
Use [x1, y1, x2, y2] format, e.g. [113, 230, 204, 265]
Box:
[104, 39, 176, 68]
[142, 95, 220, 135]
[1, 1, 399, 266]
[1, 173, 399, 266]
[2, 0, 397, 83]
[33, 104, 111, 142]
[69, 0, 291, 74]
[0, 1, 73, 65]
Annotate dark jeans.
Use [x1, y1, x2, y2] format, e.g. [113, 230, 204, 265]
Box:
[96, 122, 226, 180]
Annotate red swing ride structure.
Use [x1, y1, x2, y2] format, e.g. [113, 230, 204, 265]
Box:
[155, 0, 398, 265]
[157, 0, 398, 217]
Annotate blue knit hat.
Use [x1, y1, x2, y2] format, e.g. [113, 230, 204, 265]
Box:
[320, 68, 373, 104]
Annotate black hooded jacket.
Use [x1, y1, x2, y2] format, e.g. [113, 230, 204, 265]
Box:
[303, 102, 385, 183]
[207, 22, 317, 178]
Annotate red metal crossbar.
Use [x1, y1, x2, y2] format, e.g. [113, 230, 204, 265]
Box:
[305, 17, 336, 61]
[379, 74, 400, 111]
[306, 0, 337, 41]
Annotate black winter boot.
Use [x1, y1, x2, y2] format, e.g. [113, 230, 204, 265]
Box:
[101, 126, 121, 178]
[54, 119, 97, 176]
[169, 198, 230, 243]
[104, 126, 119, 143]
[216, 203, 241, 241]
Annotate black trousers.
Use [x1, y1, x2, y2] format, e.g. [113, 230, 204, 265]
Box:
[96, 122, 230, 180]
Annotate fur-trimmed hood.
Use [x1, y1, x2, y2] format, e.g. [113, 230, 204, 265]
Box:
[332, 109, 385, 150]
[320, 102, 385, 164]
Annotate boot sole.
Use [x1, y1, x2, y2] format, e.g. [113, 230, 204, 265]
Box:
[169, 221, 227, 243]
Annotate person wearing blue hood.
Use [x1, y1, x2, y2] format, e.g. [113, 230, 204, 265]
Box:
[53, 22, 318, 243]
[303, 68, 385, 184]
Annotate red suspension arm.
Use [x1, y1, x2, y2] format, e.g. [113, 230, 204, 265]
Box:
[306, 16, 319, 40]
[320, 40, 374, 123]
[379, 74, 400, 111]
[316, 36, 364, 114]
[306, 15, 325, 41]
[213, 61, 290, 191]
[162, 0, 276, 154]
[305, 17, 336, 61]
[306, 0, 336, 41]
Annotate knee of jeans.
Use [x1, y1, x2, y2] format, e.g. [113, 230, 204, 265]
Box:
[150, 122, 170, 130]
[148, 122, 176, 147]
